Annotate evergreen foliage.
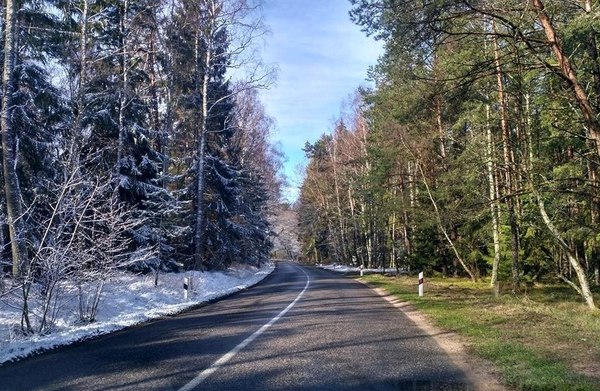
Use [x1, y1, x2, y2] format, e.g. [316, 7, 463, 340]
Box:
[298, 0, 600, 308]
[0, 0, 279, 333]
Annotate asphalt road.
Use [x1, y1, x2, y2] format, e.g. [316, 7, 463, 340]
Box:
[0, 262, 473, 390]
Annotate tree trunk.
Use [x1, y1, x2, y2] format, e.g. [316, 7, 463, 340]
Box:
[435, 97, 448, 170]
[531, 0, 600, 156]
[360, 200, 373, 268]
[2, 0, 28, 279]
[493, 21, 520, 291]
[451, 228, 459, 278]
[147, 28, 161, 150]
[484, 17, 501, 288]
[331, 133, 348, 263]
[161, 6, 175, 182]
[403, 210, 411, 256]
[416, 161, 477, 281]
[117, 0, 129, 168]
[486, 103, 502, 289]
[193, 89, 208, 270]
[390, 188, 397, 269]
[583, 0, 600, 111]
[347, 185, 359, 264]
[581, 0, 600, 283]
[193, 4, 213, 270]
[390, 214, 396, 269]
[74, 0, 89, 144]
[534, 188, 597, 309]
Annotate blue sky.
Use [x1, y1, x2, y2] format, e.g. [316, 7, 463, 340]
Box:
[259, 0, 383, 201]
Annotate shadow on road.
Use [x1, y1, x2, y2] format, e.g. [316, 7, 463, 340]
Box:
[0, 263, 474, 391]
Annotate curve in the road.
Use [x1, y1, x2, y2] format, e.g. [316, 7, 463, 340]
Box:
[0, 261, 482, 390]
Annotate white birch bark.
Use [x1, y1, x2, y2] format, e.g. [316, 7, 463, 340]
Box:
[486, 104, 502, 289]
[1, 0, 28, 280]
[533, 188, 596, 309]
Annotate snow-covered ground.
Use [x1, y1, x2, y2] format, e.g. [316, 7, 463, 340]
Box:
[319, 264, 405, 275]
[0, 262, 274, 365]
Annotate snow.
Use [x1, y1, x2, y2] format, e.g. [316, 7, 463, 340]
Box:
[0, 262, 274, 365]
[319, 264, 406, 275]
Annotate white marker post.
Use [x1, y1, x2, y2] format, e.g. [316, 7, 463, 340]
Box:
[183, 277, 189, 301]
[418, 272, 424, 297]
[360, 264, 364, 277]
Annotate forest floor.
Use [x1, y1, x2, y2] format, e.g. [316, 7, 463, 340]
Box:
[0, 263, 274, 365]
[358, 273, 600, 391]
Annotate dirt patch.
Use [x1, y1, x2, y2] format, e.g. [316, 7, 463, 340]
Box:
[573, 361, 600, 382]
[363, 282, 510, 391]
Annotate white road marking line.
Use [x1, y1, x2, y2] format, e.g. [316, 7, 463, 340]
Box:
[178, 265, 311, 391]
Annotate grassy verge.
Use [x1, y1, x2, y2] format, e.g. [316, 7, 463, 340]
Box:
[360, 274, 600, 391]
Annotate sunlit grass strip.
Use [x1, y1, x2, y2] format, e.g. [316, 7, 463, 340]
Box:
[360, 274, 600, 391]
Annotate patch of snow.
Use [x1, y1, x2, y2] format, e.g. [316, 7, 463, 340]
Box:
[318, 263, 406, 275]
[0, 262, 274, 365]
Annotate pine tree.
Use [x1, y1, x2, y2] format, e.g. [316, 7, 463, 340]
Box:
[167, 0, 271, 270]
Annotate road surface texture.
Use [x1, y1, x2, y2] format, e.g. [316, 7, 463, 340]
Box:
[0, 262, 479, 390]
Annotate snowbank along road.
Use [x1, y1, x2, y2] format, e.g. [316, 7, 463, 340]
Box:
[0, 261, 475, 390]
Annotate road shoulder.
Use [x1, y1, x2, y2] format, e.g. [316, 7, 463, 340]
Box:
[359, 279, 510, 391]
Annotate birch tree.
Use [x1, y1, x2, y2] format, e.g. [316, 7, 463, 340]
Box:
[2, 0, 28, 278]
[342, 0, 600, 305]
[169, 0, 272, 269]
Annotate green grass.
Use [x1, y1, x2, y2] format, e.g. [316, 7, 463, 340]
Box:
[361, 274, 600, 391]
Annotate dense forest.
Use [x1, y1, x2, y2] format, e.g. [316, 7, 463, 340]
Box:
[0, 0, 284, 333]
[297, 0, 600, 309]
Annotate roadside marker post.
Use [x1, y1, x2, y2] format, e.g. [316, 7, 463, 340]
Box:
[184, 277, 189, 301]
[418, 272, 424, 297]
[360, 264, 364, 277]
